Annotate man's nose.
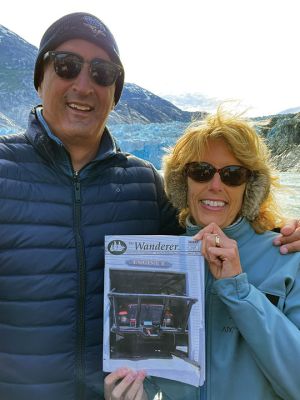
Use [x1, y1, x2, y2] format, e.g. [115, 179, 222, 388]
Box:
[71, 64, 94, 94]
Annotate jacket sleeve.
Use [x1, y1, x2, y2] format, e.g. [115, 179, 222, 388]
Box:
[213, 271, 300, 400]
[151, 166, 184, 235]
[144, 376, 199, 400]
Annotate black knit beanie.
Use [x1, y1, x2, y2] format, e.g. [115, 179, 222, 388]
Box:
[34, 12, 124, 104]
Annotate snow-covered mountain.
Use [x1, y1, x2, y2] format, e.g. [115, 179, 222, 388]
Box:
[159, 92, 220, 112]
[279, 106, 300, 115]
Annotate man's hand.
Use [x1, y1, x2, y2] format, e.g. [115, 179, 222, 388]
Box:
[273, 219, 300, 254]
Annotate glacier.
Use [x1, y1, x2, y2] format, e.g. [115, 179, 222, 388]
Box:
[109, 121, 189, 169]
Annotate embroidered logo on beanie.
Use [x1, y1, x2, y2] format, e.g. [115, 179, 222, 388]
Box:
[82, 15, 107, 38]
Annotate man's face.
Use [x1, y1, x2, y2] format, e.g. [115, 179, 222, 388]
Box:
[38, 39, 116, 147]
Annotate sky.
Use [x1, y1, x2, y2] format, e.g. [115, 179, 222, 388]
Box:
[1, 0, 299, 116]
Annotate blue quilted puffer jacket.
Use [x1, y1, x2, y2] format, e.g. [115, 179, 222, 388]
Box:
[0, 108, 180, 400]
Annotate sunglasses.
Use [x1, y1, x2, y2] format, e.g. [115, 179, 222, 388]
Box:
[43, 51, 123, 86]
[185, 162, 252, 186]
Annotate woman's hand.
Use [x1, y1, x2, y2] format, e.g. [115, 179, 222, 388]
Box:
[104, 367, 148, 400]
[193, 222, 242, 280]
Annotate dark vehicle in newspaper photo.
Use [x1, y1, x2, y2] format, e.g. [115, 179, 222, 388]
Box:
[108, 269, 198, 359]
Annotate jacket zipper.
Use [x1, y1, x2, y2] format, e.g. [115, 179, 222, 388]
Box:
[74, 171, 86, 400]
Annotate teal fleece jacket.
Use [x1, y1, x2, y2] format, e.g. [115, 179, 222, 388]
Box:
[145, 218, 300, 400]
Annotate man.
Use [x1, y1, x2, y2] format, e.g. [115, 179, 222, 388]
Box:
[0, 11, 299, 400]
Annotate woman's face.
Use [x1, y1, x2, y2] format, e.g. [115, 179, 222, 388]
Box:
[187, 139, 247, 228]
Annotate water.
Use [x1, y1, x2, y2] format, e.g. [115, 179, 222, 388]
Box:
[277, 172, 300, 218]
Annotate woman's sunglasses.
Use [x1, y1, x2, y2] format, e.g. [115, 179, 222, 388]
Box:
[185, 162, 252, 186]
[43, 51, 123, 86]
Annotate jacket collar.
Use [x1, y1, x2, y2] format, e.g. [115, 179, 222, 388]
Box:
[25, 106, 124, 174]
[186, 216, 256, 247]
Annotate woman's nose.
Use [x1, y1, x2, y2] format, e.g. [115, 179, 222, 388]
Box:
[208, 172, 223, 190]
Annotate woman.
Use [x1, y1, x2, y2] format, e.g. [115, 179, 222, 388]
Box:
[103, 110, 300, 399]
[141, 109, 300, 400]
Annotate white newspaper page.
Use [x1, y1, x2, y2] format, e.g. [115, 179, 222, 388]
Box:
[103, 235, 205, 387]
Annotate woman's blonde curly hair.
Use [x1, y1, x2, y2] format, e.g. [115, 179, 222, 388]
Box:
[163, 108, 285, 233]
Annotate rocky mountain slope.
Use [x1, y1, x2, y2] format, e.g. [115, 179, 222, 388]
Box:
[255, 113, 300, 171]
[0, 25, 39, 131]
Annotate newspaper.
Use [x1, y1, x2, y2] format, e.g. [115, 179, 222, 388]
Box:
[103, 235, 205, 387]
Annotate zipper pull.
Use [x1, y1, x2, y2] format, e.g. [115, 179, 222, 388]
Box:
[74, 171, 81, 203]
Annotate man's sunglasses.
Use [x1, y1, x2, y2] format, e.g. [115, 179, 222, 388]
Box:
[185, 162, 252, 186]
[43, 51, 123, 86]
